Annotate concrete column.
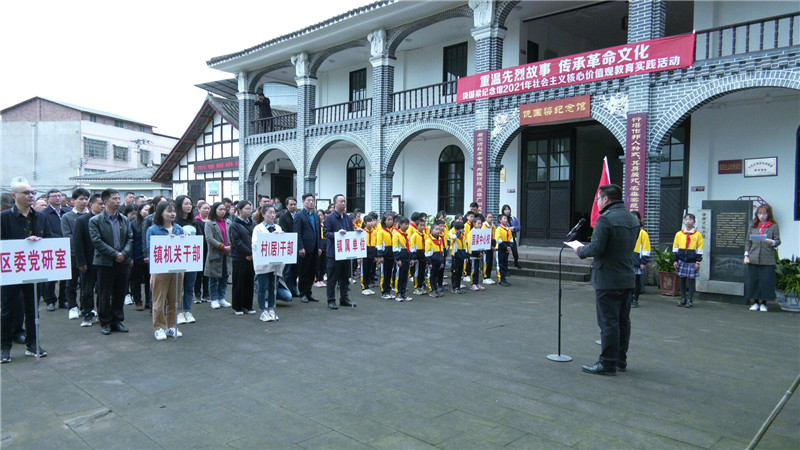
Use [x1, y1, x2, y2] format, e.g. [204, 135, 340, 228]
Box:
[304, 175, 317, 198]
[486, 164, 502, 215]
[379, 171, 394, 213]
[370, 54, 395, 214]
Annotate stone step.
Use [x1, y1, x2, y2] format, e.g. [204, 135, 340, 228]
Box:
[516, 259, 591, 274]
[508, 266, 590, 282]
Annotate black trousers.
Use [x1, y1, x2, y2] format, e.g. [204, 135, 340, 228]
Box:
[297, 247, 319, 297]
[96, 263, 130, 326]
[595, 288, 632, 368]
[66, 263, 82, 308]
[317, 251, 327, 281]
[232, 259, 255, 312]
[511, 236, 520, 266]
[326, 258, 351, 302]
[80, 265, 98, 319]
[1, 284, 38, 350]
[484, 245, 494, 280]
[381, 257, 394, 294]
[414, 250, 426, 289]
[43, 279, 67, 306]
[396, 257, 410, 295]
[361, 253, 376, 290]
[130, 262, 151, 306]
[451, 256, 465, 288]
[429, 256, 444, 292]
[497, 243, 510, 282]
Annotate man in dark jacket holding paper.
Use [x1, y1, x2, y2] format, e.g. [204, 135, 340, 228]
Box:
[575, 184, 640, 376]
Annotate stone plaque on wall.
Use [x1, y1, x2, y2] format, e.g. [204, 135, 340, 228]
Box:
[701, 200, 751, 283]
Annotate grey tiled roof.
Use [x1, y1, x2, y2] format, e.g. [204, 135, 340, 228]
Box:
[208, 96, 239, 128]
[207, 0, 396, 67]
[71, 166, 158, 182]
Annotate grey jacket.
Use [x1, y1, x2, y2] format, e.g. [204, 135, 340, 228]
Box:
[61, 210, 88, 255]
[88, 210, 133, 267]
[745, 222, 781, 266]
[577, 201, 640, 290]
[204, 219, 232, 278]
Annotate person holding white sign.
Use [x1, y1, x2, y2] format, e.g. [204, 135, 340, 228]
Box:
[468, 215, 487, 292]
[1, 180, 54, 362]
[145, 202, 184, 341]
[323, 194, 358, 310]
[252, 205, 291, 322]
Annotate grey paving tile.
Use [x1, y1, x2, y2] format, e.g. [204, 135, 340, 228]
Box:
[297, 430, 373, 449]
[370, 431, 437, 449]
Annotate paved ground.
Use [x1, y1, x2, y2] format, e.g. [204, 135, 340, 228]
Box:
[2, 274, 798, 449]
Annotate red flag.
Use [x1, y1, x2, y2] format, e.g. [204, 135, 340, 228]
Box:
[590, 156, 611, 227]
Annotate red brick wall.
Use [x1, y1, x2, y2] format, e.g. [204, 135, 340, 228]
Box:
[2, 98, 81, 121]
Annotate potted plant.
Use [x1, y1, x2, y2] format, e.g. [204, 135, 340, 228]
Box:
[776, 257, 800, 312]
[653, 247, 679, 296]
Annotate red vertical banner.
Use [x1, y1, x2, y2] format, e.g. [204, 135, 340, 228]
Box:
[473, 130, 488, 212]
[625, 113, 647, 213]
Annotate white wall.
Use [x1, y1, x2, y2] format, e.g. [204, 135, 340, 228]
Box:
[688, 89, 799, 258]
[314, 144, 371, 210]
[392, 134, 470, 215]
[317, 63, 372, 107]
[81, 120, 175, 171]
[693, 1, 797, 30]
[499, 135, 520, 215]
[1, 120, 81, 191]
[395, 37, 476, 92]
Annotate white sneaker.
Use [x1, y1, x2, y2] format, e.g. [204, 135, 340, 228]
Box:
[362, 289, 373, 296]
[270, 310, 279, 321]
[218, 299, 232, 308]
[396, 295, 404, 302]
[265, 311, 277, 322]
[68, 307, 80, 319]
[381, 293, 394, 299]
[463, 275, 471, 281]
[749, 304, 759, 311]
[259, 310, 270, 322]
[184, 311, 196, 323]
[80, 318, 92, 327]
[177, 312, 187, 324]
[154, 329, 167, 341]
[167, 327, 182, 338]
[193, 296, 203, 304]
[412, 288, 422, 295]
[246, 310, 256, 315]
[234, 310, 244, 316]
[124, 294, 133, 305]
[759, 304, 768, 312]
[483, 279, 495, 285]
[210, 300, 220, 309]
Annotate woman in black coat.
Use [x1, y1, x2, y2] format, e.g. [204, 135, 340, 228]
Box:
[229, 201, 256, 314]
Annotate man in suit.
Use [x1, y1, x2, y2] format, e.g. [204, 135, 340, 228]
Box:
[323, 194, 358, 310]
[278, 197, 300, 297]
[1, 181, 53, 362]
[89, 189, 133, 335]
[41, 188, 71, 311]
[575, 184, 640, 376]
[74, 194, 104, 327]
[293, 193, 322, 303]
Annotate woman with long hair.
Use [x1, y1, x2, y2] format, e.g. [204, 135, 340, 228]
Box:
[501, 204, 521, 269]
[230, 200, 256, 315]
[204, 202, 233, 309]
[252, 205, 292, 322]
[130, 202, 151, 310]
[145, 201, 184, 341]
[174, 195, 198, 324]
[745, 204, 781, 312]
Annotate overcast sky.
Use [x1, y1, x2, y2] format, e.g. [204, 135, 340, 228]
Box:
[0, 0, 372, 137]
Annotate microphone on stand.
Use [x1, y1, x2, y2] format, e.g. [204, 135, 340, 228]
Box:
[565, 218, 587, 241]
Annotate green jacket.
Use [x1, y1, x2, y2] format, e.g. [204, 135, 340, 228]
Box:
[577, 201, 640, 290]
[88, 210, 133, 267]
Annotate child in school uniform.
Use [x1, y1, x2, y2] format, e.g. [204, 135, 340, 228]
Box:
[482, 212, 496, 285]
[463, 211, 476, 282]
[425, 223, 446, 298]
[495, 214, 514, 287]
[450, 221, 468, 294]
[673, 213, 704, 308]
[360, 214, 379, 296]
[631, 210, 650, 308]
[469, 215, 486, 291]
[377, 214, 396, 299]
[393, 217, 415, 302]
[410, 212, 428, 295]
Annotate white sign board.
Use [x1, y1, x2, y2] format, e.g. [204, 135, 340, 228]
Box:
[334, 231, 367, 260]
[253, 232, 298, 265]
[149, 235, 204, 274]
[469, 228, 492, 251]
[0, 238, 72, 285]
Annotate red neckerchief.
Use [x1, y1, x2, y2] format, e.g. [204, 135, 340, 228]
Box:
[431, 235, 443, 250]
[501, 225, 512, 241]
[758, 221, 773, 235]
[366, 228, 373, 244]
[682, 229, 696, 248]
[397, 229, 410, 251]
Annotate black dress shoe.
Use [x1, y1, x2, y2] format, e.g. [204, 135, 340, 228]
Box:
[328, 301, 338, 310]
[581, 362, 616, 376]
[300, 295, 309, 303]
[13, 333, 26, 345]
[100, 325, 112, 335]
[306, 296, 320, 302]
[617, 362, 627, 372]
[339, 300, 356, 308]
[46, 303, 56, 312]
[111, 323, 129, 333]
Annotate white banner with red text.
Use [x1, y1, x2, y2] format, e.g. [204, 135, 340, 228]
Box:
[149, 235, 204, 274]
[253, 232, 298, 266]
[0, 238, 72, 285]
[469, 228, 492, 251]
[335, 231, 368, 261]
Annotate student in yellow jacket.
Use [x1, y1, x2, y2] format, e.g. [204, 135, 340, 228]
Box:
[449, 220, 469, 294]
[409, 212, 427, 294]
[425, 223, 447, 297]
[495, 214, 514, 286]
[482, 213, 497, 285]
[360, 214, 379, 295]
[392, 217, 415, 301]
[673, 213, 704, 308]
[631, 211, 650, 308]
[376, 214, 395, 299]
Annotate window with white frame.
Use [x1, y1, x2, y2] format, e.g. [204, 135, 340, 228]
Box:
[84, 137, 108, 159]
[113, 145, 129, 161]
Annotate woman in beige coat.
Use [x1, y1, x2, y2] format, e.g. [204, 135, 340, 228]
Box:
[204, 202, 233, 309]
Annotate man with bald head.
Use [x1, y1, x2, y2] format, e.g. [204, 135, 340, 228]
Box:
[1, 182, 53, 362]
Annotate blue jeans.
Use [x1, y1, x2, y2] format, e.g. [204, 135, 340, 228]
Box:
[208, 277, 227, 302]
[256, 273, 292, 310]
[182, 272, 198, 311]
